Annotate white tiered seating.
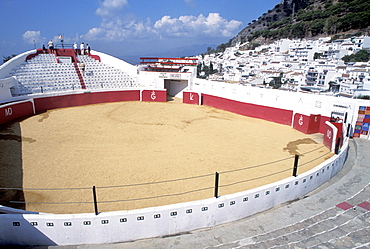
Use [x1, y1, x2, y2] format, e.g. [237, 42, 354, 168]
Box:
[9, 53, 137, 96]
[10, 54, 82, 95]
[76, 55, 137, 90]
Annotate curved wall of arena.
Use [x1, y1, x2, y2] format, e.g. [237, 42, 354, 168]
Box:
[0, 50, 37, 79]
[0, 80, 364, 245]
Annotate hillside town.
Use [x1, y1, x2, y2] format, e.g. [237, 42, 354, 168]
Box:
[198, 35, 370, 98]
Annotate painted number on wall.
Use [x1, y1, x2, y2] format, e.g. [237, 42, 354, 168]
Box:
[150, 91, 156, 100]
[5, 107, 12, 116]
[298, 115, 304, 126]
[326, 129, 332, 139]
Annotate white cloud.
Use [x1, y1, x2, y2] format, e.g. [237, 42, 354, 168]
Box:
[22, 30, 44, 44]
[96, 0, 128, 17]
[83, 0, 241, 43]
[83, 18, 157, 41]
[184, 0, 195, 7]
[154, 13, 242, 38]
[82, 27, 106, 40]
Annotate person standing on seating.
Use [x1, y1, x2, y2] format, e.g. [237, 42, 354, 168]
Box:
[48, 40, 54, 54]
[80, 42, 85, 55]
[86, 44, 91, 55]
[73, 42, 78, 54]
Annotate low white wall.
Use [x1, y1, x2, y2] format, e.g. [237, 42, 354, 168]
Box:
[0, 77, 17, 102]
[0, 50, 36, 79]
[0, 137, 349, 246]
[192, 79, 370, 137]
[0, 58, 357, 245]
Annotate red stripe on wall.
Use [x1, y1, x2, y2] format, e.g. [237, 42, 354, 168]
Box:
[202, 94, 293, 125]
[0, 101, 34, 125]
[34, 90, 140, 113]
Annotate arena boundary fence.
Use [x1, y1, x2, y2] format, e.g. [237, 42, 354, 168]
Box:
[0, 144, 330, 214]
[0, 140, 349, 246]
[0, 89, 350, 245]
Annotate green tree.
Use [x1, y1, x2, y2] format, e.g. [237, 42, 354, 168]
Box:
[196, 63, 202, 78]
[323, 16, 338, 34]
[341, 49, 370, 62]
[314, 52, 323, 60]
[270, 72, 284, 89]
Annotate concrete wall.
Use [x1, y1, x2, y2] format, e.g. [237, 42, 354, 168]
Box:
[0, 50, 36, 79]
[0, 77, 17, 103]
[0, 99, 35, 126]
[0, 90, 170, 126]
[192, 79, 370, 139]
[0, 87, 350, 246]
[0, 140, 348, 246]
[165, 79, 188, 98]
[33, 90, 141, 113]
[139, 71, 192, 91]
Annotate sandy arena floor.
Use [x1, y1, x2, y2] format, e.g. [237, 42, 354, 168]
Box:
[0, 99, 332, 214]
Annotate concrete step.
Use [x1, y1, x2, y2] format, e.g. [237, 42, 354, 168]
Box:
[205, 184, 369, 249]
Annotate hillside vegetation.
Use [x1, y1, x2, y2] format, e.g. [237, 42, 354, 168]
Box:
[213, 0, 370, 53]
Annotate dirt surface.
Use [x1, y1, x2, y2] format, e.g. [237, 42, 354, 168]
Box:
[0, 99, 332, 214]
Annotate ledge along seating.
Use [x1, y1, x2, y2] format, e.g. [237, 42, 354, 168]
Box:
[9, 49, 137, 96]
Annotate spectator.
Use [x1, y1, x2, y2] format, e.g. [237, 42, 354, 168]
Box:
[86, 44, 91, 55]
[48, 40, 54, 54]
[80, 42, 85, 55]
[80, 62, 85, 75]
[42, 45, 46, 53]
[73, 42, 78, 54]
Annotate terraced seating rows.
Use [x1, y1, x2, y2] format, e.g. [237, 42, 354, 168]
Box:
[77, 55, 138, 89]
[9, 53, 138, 96]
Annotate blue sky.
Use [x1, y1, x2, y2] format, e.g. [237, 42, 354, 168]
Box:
[0, 0, 281, 64]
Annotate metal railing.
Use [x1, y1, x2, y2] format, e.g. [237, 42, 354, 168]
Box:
[0, 145, 331, 214]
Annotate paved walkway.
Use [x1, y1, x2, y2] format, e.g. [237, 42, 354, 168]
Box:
[10, 139, 370, 249]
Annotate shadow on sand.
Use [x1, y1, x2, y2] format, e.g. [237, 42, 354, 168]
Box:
[0, 121, 25, 211]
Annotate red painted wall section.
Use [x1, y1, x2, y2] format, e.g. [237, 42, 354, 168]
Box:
[323, 121, 344, 151]
[202, 94, 293, 125]
[323, 122, 336, 151]
[141, 90, 167, 102]
[183, 92, 200, 105]
[0, 101, 34, 125]
[308, 114, 321, 134]
[26, 49, 43, 61]
[34, 90, 140, 113]
[331, 122, 344, 148]
[293, 113, 321, 134]
[319, 116, 331, 134]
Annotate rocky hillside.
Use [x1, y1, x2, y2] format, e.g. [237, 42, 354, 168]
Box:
[215, 0, 370, 52]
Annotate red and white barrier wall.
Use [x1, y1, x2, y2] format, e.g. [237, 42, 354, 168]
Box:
[0, 140, 349, 246]
[33, 90, 141, 113]
[141, 89, 167, 102]
[0, 90, 171, 126]
[0, 84, 355, 246]
[0, 99, 35, 126]
[183, 91, 200, 105]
